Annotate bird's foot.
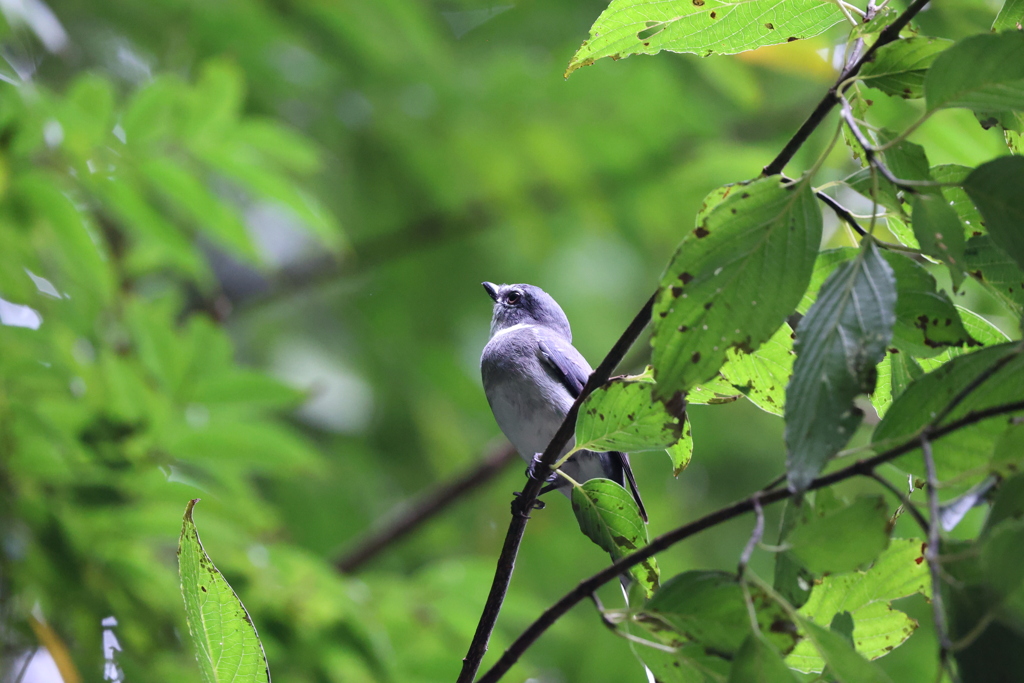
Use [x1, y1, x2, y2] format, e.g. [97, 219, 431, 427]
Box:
[511, 493, 546, 518]
[526, 453, 558, 483]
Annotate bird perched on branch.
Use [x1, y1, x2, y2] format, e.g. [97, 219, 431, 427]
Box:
[479, 281, 646, 521]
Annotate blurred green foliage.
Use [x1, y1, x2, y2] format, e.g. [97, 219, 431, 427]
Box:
[0, 0, 1020, 682]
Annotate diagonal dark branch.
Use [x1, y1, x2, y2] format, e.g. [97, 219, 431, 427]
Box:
[336, 443, 517, 574]
[762, 0, 932, 177]
[456, 293, 657, 683]
[815, 190, 868, 237]
[476, 398, 1024, 682]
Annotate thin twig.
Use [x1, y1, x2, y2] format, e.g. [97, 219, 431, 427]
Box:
[475, 399, 1024, 682]
[456, 293, 656, 683]
[815, 190, 868, 237]
[762, 0, 932, 177]
[13, 646, 38, 683]
[868, 470, 929, 534]
[921, 433, 955, 674]
[737, 495, 765, 577]
[336, 443, 517, 573]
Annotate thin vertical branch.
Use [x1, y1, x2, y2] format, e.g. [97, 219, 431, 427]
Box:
[921, 433, 955, 675]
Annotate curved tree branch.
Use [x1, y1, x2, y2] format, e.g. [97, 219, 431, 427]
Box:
[477, 399, 1024, 682]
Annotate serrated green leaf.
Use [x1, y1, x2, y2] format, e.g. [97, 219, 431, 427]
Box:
[564, 0, 843, 77]
[179, 499, 270, 683]
[884, 251, 975, 356]
[575, 376, 686, 453]
[652, 176, 821, 401]
[637, 571, 797, 656]
[786, 240, 897, 493]
[912, 193, 966, 289]
[666, 412, 693, 476]
[720, 322, 795, 416]
[925, 32, 1024, 113]
[964, 235, 1024, 315]
[873, 343, 1024, 480]
[787, 539, 930, 673]
[859, 37, 952, 99]
[963, 156, 1024, 273]
[571, 479, 659, 596]
[686, 374, 743, 404]
[787, 496, 892, 575]
[994, 0, 1024, 30]
[728, 634, 800, 683]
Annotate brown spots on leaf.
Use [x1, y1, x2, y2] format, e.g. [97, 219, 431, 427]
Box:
[709, 11, 717, 19]
[671, 285, 683, 297]
[659, 310, 668, 318]
[787, 36, 798, 42]
[679, 325, 689, 333]
[703, 301, 713, 310]
[765, 22, 774, 30]
[200, 585, 207, 592]
[692, 0, 705, 5]
[694, 226, 710, 238]
[679, 272, 694, 284]
[691, 352, 701, 364]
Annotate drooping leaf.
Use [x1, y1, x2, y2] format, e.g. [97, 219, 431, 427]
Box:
[963, 156, 1024, 272]
[178, 499, 270, 683]
[728, 635, 800, 683]
[571, 479, 659, 596]
[911, 193, 966, 289]
[787, 496, 892, 575]
[859, 37, 952, 99]
[925, 32, 1024, 113]
[575, 374, 686, 453]
[565, 0, 843, 77]
[720, 322, 795, 416]
[636, 571, 797, 656]
[652, 176, 821, 401]
[873, 343, 1024, 480]
[785, 240, 897, 493]
[787, 539, 930, 673]
[665, 412, 693, 476]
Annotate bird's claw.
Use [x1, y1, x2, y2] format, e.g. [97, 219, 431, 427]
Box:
[526, 453, 557, 483]
[511, 493, 546, 518]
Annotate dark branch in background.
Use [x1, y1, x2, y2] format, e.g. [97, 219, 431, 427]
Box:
[815, 190, 868, 237]
[336, 443, 517, 574]
[920, 434, 954, 662]
[456, 293, 657, 683]
[762, 0, 932, 177]
[477, 399, 1024, 683]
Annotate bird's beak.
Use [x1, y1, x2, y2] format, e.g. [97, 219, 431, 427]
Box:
[482, 282, 499, 302]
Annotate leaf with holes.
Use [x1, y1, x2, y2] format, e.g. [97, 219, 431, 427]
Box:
[575, 374, 686, 453]
[565, 0, 843, 77]
[651, 176, 821, 401]
[666, 412, 693, 476]
[571, 479, 659, 596]
[925, 32, 1024, 113]
[720, 322, 795, 416]
[787, 539, 932, 673]
[179, 499, 270, 683]
[785, 240, 897, 493]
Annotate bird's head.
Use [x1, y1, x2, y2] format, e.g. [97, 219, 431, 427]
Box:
[482, 282, 572, 341]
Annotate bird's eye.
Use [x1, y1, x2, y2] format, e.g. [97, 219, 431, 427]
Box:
[505, 291, 522, 305]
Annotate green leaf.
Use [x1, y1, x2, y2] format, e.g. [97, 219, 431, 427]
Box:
[652, 176, 821, 400]
[575, 375, 686, 453]
[720, 322, 795, 416]
[884, 215, 918, 250]
[571, 479, 659, 596]
[994, 0, 1024, 31]
[728, 635, 800, 683]
[666, 412, 693, 476]
[963, 156, 1024, 272]
[564, 0, 843, 77]
[787, 539, 930, 673]
[637, 571, 797, 656]
[925, 32, 1024, 113]
[911, 193, 966, 289]
[930, 164, 985, 238]
[787, 496, 892, 575]
[774, 500, 813, 609]
[982, 516, 1024, 600]
[859, 37, 952, 99]
[686, 374, 743, 405]
[785, 240, 897, 493]
[845, 168, 902, 216]
[789, 617, 895, 682]
[797, 248, 857, 315]
[871, 350, 925, 420]
[178, 499, 270, 683]
[879, 132, 932, 186]
[963, 235, 1024, 315]
[873, 343, 1024, 480]
[883, 251, 975, 356]
[992, 422, 1024, 476]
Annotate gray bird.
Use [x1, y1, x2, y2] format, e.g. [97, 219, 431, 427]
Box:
[479, 282, 647, 521]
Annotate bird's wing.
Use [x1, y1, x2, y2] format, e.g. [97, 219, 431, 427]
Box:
[537, 336, 590, 399]
[538, 335, 648, 523]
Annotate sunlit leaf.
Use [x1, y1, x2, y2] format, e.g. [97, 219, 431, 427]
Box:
[786, 240, 897, 493]
[994, 0, 1024, 31]
[652, 176, 820, 401]
[665, 412, 693, 476]
[720, 322, 795, 416]
[565, 0, 843, 77]
[179, 499, 270, 683]
[789, 617, 895, 682]
[571, 479, 659, 596]
[859, 37, 952, 99]
[575, 374, 687, 453]
[787, 496, 891, 575]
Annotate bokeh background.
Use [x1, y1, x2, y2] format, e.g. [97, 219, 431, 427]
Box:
[0, 0, 1014, 681]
